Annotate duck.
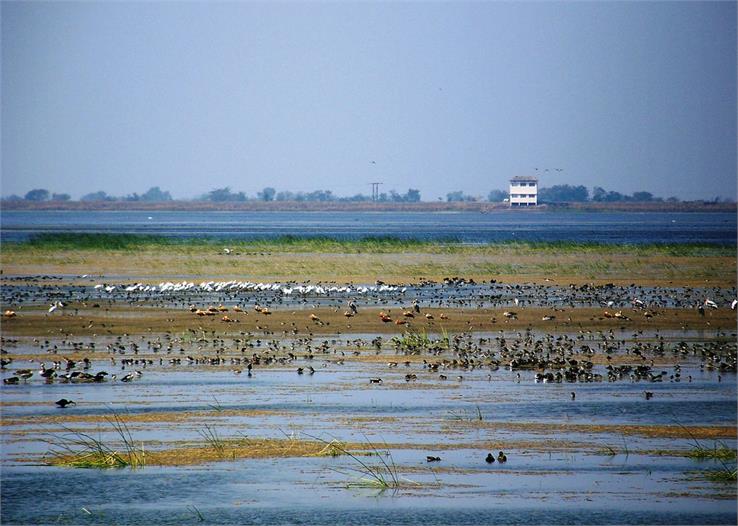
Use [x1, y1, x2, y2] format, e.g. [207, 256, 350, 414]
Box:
[497, 451, 507, 463]
[485, 453, 495, 463]
[426, 456, 441, 462]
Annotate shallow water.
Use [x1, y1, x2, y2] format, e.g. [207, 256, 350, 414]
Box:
[2, 455, 736, 525]
[2, 210, 736, 244]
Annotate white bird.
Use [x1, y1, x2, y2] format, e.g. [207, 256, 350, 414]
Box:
[731, 299, 737, 310]
[223, 248, 232, 255]
[48, 301, 65, 313]
[704, 299, 718, 309]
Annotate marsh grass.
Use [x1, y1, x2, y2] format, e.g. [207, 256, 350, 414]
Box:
[303, 432, 416, 491]
[207, 396, 224, 412]
[4, 234, 734, 286]
[392, 329, 450, 354]
[678, 422, 738, 461]
[11, 233, 733, 256]
[198, 424, 226, 458]
[686, 442, 737, 461]
[45, 413, 145, 469]
[447, 405, 484, 423]
[704, 464, 738, 483]
[674, 422, 738, 482]
[187, 505, 205, 522]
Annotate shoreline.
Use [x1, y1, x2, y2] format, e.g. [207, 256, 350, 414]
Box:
[2, 200, 735, 213]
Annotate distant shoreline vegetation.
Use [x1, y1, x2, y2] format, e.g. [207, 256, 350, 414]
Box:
[2, 185, 735, 212]
[8, 233, 735, 255]
[1, 199, 734, 213]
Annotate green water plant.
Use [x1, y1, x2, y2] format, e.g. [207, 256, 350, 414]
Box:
[45, 412, 145, 469]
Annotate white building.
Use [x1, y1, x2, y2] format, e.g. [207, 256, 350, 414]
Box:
[509, 176, 538, 206]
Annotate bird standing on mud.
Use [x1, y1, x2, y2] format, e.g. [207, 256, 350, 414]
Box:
[55, 399, 76, 408]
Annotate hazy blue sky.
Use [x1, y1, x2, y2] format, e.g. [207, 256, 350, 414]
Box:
[2, 1, 736, 200]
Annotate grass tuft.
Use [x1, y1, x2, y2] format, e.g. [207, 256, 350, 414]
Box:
[45, 412, 145, 469]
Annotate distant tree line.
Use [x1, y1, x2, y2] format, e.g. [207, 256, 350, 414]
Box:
[2, 187, 173, 203]
[199, 187, 421, 203]
[3, 184, 734, 204]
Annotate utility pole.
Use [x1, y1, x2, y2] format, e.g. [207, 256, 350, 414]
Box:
[369, 182, 383, 202]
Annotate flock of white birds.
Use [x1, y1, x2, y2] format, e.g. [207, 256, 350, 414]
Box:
[94, 281, 407, 296]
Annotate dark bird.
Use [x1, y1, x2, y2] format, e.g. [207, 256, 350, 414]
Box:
[645, 391, 654, 400]
[570, 392, 576, 400]
[3, 377, 19, 385]
[485, 453, 495, 463]
[426, 456, 441, 462]
[55, 398, 76, 408]
[497, 451, 507, 463]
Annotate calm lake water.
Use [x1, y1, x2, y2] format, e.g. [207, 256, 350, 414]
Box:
[1, 210, 736, 244]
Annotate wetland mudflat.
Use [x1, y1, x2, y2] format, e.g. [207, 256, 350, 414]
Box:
[1, 236, 736, 525]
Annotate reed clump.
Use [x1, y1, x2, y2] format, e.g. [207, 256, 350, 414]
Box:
[45, 413, 145, 469]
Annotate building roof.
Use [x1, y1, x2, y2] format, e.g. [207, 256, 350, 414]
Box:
[510, 176, 538, 182]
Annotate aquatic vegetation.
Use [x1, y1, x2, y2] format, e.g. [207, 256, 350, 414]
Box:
[392, 329, 450, 354]
[686, 443, 737, 461]
[187, 505, 205, 522]
[447, 405, 484, 422]
[11, 232, 734, 255]
[677, 423, 738, 462]
[704, 464, 738, 483]
[198, 424, 227, 459]
[45, 413, 145, 469]
[4, 233, 735, 286]
[314, 439, 350, 457]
